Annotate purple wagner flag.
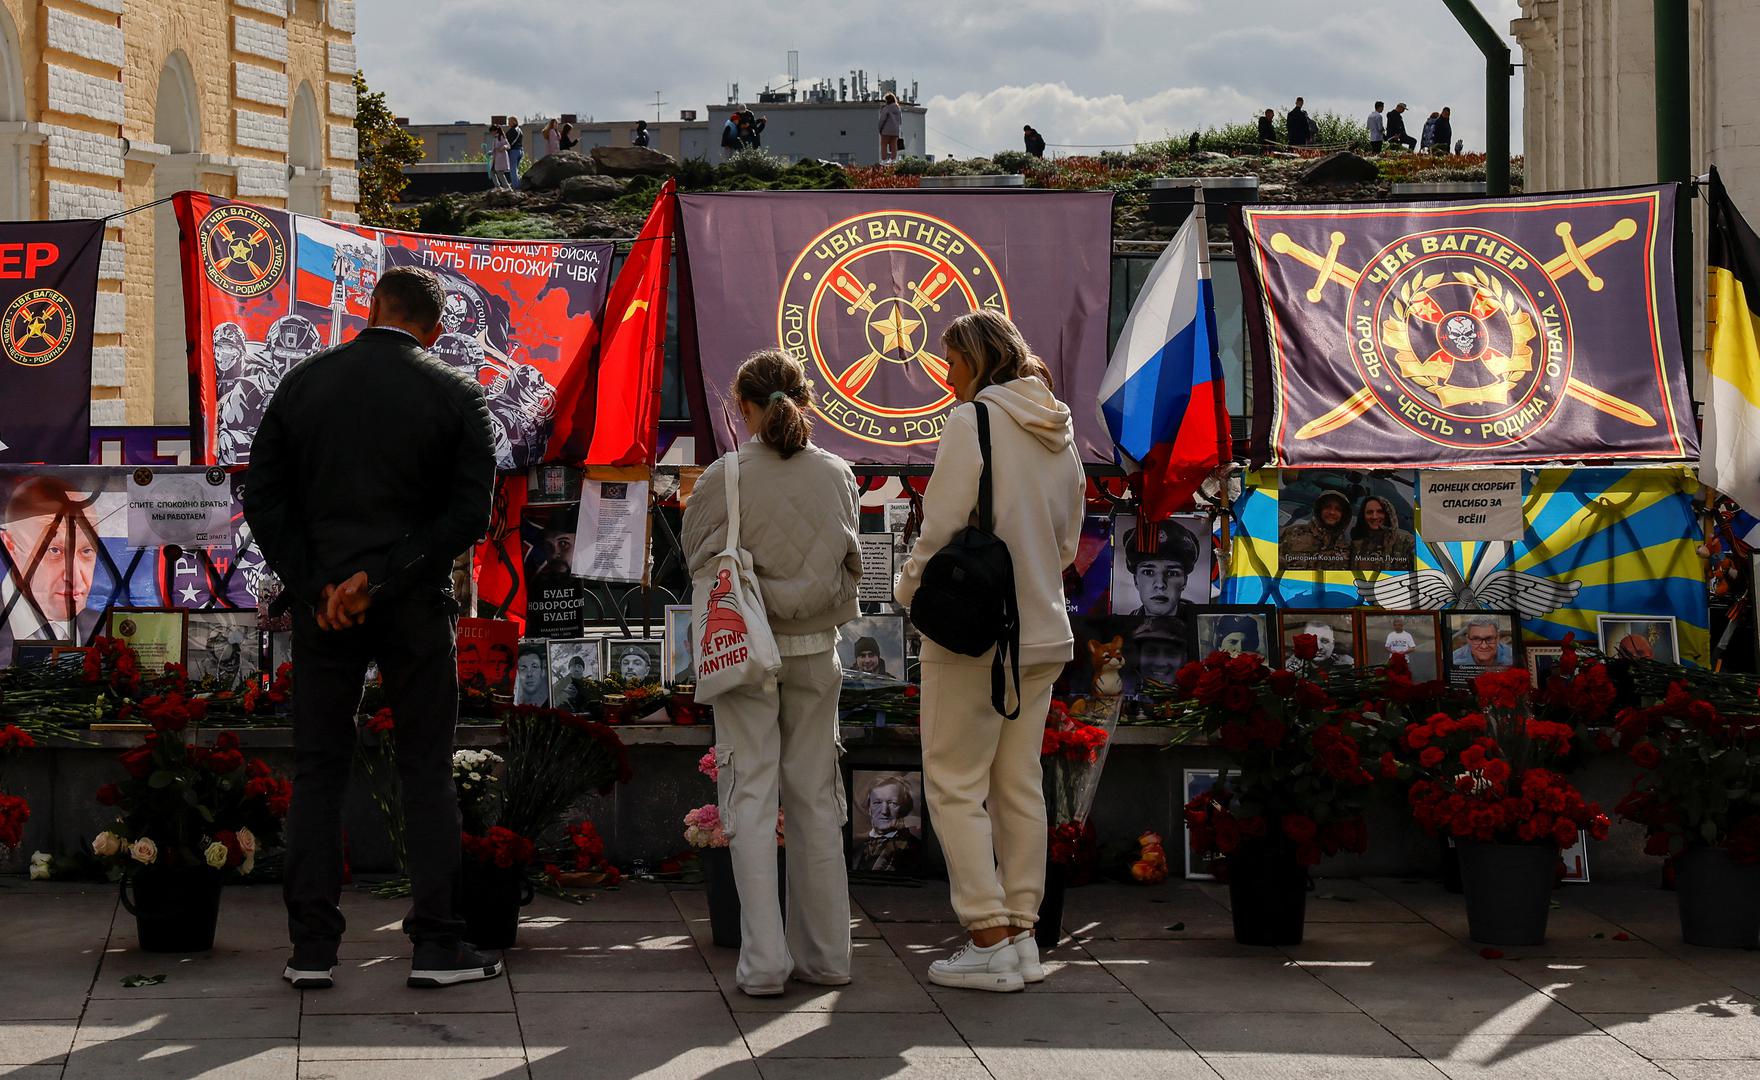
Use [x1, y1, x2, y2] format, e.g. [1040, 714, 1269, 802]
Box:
[0, 220, 103, 465]
[1234, 185, 1697, 468]
[677, 190, 1115, 464]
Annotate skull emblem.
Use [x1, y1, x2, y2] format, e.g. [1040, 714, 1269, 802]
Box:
[1446, 315, 1478, 355]
[442, 292, 470, 334]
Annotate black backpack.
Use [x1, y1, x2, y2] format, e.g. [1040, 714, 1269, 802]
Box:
[908, 402, 1022, 718]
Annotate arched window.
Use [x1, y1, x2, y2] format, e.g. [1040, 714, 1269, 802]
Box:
[289, 82, 324, 215]
[0, 6, 27, 219]
[152, 52, 202, 423]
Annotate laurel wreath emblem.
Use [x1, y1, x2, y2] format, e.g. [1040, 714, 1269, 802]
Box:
[1381, 265, 1537, 409]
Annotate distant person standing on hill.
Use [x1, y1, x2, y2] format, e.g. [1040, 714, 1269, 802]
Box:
[1286, 97, 1311, 147]
[1023, 125, 1046, 158]
[721, 112, 742, 160]
[487, 125, 511, 190]
[1386, 103, 1416, 151]
[1366, 101, 1385, 154]
[1258, 108, 1277, 150]
[878, 93, 903, 163]
[505, 117, 524, 188]
[1431, 107, 1453, 155]
[1420, 111, 1439, 152]
[633, 119, 651, 148]
[559, 122, 577, 152]
[541, 119, 561, 158]
[741, 111, 767, 149]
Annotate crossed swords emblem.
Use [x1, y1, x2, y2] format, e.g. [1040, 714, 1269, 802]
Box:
[823, 261, 958, 399]
[211, 223, 272, 281]
[1269, 217, 1653, 439]
[9, 300, 66, 353]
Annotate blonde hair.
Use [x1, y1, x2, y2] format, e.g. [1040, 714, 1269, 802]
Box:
[733, 350, 813, 458]
[940, 309, 1053, 394]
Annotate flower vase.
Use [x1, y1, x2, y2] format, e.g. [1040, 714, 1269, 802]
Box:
[460, 861, 534, 950]
[1226, 839, 1308, 946]
[121, 864, 224, 953]
[701, 846, 787, 949]
[1675, 846, 1760, 948]
[1035, 860, 1068, 951]
[1457, 840, 1556, 945]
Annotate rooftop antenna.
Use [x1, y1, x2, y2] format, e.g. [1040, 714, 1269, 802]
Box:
[652, 90, 667, 122]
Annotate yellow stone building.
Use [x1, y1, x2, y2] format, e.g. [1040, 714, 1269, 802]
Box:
[0, 0, 358, 428]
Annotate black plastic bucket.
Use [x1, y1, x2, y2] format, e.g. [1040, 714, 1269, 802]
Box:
[1458, 840, 1556, 945]
[1227, 841, 1308, 946]
[1676, 846, 1760, 949]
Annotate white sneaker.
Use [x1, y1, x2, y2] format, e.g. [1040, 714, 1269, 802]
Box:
[1010, 930, 1045, 984]
[928, 938, 1025, 992]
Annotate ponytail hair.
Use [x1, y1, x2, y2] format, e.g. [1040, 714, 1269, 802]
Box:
[733, 349, 813, 458]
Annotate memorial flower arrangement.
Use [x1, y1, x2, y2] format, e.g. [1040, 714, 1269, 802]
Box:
[1394, 668, 1609, 849]
[89, 674, 291, 878]
[0, 723, 34, 849]
[543, 818, 621, 887]
[1042, 696, 1118, 879]
[1179, 643, 1379, 866]
[453, 748, 505, 834]
[1612, 679, 1760, 861]
[683, 803, 729, 849]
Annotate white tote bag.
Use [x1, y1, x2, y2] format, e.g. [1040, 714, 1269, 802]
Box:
[689, 448, 782, 701]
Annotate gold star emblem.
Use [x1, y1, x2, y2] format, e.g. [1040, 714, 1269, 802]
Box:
[871, 306, 922, 355]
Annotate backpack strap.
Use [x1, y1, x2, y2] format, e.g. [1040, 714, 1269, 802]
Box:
[973, 402, 1021, 718]
[973, 402, 994, 535]
[723, 448, 742, 552]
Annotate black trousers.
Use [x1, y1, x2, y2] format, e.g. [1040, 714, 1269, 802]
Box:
[284, 588, 464, 955]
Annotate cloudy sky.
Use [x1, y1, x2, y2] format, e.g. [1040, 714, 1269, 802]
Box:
[359, 0, 1526, 158]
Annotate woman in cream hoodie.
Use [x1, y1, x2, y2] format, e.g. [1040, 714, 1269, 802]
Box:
[683, 350, 863, 997]
[895, 310, 1085, 992]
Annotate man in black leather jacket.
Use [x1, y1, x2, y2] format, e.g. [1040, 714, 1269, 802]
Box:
[244, 266, 501, 991]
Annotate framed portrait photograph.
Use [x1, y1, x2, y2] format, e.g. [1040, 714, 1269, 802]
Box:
[1597, 615, 1679, 664]
[839, 614, 907, 683]
[663, 605, 695, 686]
[265, 629, 292, 677]
[107, 608, 187, 673]
[1279, 609, 1357, 672]
[606, 637, 663, 684]
[1183, 768, 1224, 880]
[1111, 513, 1211, 618]
[1276, 471, 1417, 574]
[457, 618, 519, 701]
[547, 637, 603, 710]
[1190, 605, 1277, 666]
[1526, 645, 1565, 689]
[185, 610, 262, 692]
[514, 640, 550, 707]
[1443, 610, 1522, 687]
[846, 766, 927, 876]
[1359, 609, 1443, 682]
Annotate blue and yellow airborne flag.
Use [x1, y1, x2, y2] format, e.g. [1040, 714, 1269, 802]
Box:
[1221, 468, 1708, 666]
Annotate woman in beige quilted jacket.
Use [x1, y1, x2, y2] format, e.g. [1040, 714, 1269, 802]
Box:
[681, 350, 863, 997]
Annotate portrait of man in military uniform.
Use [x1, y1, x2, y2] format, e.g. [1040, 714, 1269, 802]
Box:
[1111, 515, 1208, 618]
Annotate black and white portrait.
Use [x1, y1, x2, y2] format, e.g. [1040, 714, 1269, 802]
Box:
[514, 640, 550, 706]
[606, 638, 663, 684]
[185, 610, 261, 691]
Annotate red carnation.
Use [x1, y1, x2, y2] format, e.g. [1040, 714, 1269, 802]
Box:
[1628, 741, 1662, 769]
[1280, 813, 1318, 844]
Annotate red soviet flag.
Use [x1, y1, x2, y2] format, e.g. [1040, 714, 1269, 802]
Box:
[563, 181, 675, 467]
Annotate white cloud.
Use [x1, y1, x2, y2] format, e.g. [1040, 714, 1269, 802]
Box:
[926, 82, 1262, 158]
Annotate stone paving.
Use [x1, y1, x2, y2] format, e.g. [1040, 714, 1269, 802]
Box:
[3, 874, 1760, 1079]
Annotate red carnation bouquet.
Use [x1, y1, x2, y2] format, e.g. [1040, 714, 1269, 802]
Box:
[1613, 679, 1760, 862]
[1178, 646, 1381, 867]
[1042, 696, 1118, 877]
[1395, 667, 1609, 850]
[0, 724, 35, 849]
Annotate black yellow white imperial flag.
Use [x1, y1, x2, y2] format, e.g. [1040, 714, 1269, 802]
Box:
[1702, 167, 1760, 512]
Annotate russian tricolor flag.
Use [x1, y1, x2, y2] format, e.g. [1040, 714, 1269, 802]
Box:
[293, 215, 377, 323]
[1097, 201, 1229, 521]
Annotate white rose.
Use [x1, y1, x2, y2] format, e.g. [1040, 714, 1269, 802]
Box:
[29, 852, 51, 880]
[129, 837, 158, 865]
[204, 842, 229, 869]
[236, 827, 257, 855]
[92, 832, 124, 858]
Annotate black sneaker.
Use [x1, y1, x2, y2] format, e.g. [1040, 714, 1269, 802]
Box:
[408, 941, 504, 989]
[282, 948, 337, 990]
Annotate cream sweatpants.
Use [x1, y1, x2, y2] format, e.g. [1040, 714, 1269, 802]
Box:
[920, 659, 1063, 932]
[712, 649, 851, 988]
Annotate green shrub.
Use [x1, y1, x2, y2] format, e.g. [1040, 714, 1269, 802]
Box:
[721, 148, 785, 181]
[460, 213, 568, 240]
[416, 195, 465, 236]
[991, 150, 1032, 173]
[892, 155, 931, 176]
[676, 156, 718, 189]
